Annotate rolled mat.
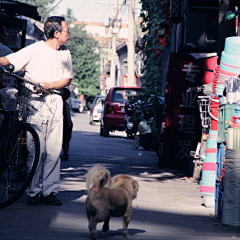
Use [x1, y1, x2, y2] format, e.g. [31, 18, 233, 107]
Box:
[222, 149, 240, 227]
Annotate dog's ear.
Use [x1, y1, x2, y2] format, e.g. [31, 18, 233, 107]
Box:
[132, 180, 139, 198]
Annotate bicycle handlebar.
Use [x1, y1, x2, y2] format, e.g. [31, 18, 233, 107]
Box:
[0, 65, 53, 95]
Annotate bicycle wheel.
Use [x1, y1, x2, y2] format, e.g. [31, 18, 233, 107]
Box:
[0, 124, 40, 209]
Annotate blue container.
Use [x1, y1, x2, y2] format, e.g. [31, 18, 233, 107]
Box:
[215, 181, 223, 219]
[235, 106, 240, 117]
[216, 143, 225, 177]
[215, 143, 226, 219]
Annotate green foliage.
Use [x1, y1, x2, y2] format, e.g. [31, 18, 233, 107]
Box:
[62, 8, 101, 97]
[18, 0, 57, 22]
[62, 8, 76, 24]
[66, 23, 101, 97]
[139, 0, 172, 101]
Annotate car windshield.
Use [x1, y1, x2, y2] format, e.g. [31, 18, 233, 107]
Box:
[96, 97, 105, 105]
[112, 89, 139, 103]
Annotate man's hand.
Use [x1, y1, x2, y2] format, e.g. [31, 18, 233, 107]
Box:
[0, 57, 10, 66]
[37, 82, 50, 90]
[37, 78, 72, 90]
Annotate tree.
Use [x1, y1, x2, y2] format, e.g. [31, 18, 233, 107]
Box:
[66, 25, 100, 96]
[64, 9, 101, 97]
[18, 0, 60, 22]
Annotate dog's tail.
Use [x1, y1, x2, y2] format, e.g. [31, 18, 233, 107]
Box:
[86, 164, 112, 191]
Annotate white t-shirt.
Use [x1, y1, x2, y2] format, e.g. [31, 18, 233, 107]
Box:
[6, 41, 74, 84]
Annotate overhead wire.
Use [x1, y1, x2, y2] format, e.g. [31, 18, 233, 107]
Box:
[100, 0, 109, 23]
[41, 0, 64, 18]
[81, 2, 101, 22]
[74, 0, 92, 14]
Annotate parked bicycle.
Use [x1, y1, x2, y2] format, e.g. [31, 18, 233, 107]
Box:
[0, 64, 53, 209]
[187, 82, 213, 181]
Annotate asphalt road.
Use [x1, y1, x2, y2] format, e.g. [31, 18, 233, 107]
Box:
[1, 112, 240, 240]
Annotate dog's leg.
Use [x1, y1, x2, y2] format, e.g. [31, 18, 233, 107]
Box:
[102, 215, 110, 232]
[86, 198, 98, 239]
[123, 209, 131, 238]
[88, 218, 97, 240]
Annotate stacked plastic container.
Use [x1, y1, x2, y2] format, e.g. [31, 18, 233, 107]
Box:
[210, 97, 221, 131]
[216, 36, 240, 221]
[200, 130, 218, 207]
[212, 65, 222, 95]
[220, 37, 240, 103]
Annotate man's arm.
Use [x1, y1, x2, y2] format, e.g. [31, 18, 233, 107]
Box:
[0, 57, 10, 66]
[38, 78, 72, 90]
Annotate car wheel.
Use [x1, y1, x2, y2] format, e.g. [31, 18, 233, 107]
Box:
[103, 123, 109, 137]
[100, 123, 103, 136]
[89, 114, 93, 125]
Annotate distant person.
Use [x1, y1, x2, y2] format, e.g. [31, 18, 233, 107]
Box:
[0, 24, 13, 88]
[0, 24, 13, 126]
[61, 88, 73, 161]
[0, 24, 13, 57]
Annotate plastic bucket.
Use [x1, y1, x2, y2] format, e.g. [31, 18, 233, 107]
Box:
[201, 170, 216, 186]
[202, 162, 216, 171]
[209, 130, 218, 136]
[215, 86, 224, 95]
[224, 36, 240, 54]
[206, 141, 217, 149]
[200, 185, 215, 194]
[219, 68, 239, 77]
[203, 156, 217, 163]
[206, 148, 217, 154]
[203, 194, 215, 208]
[220, 62, 240, 74]
[210, 105, 219, 130]
[221, 52, 240, 68]
[205, 153, 217, 159]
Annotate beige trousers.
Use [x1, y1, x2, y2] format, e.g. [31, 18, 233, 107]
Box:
[27, 94, 63, 197]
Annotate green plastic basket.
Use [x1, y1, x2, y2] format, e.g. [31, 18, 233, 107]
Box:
[217, 104, 236, 143]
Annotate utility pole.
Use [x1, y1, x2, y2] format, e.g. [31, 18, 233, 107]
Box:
[127, 0, 135, 86]
[110, 0, 119, 88]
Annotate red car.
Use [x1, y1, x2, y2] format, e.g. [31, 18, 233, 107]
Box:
[100, 86, 141, 137]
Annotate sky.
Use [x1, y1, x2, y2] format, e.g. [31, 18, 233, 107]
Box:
[53, 0, 141, 24]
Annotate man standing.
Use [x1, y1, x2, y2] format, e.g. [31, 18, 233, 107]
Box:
[0, 16, 74, 206]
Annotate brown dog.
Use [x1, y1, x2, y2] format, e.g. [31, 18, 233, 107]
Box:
[85, 165, 139, 239]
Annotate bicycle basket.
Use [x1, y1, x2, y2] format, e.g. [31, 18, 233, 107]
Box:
[197, 96, 210, 129]
[0, 87, 18, 111]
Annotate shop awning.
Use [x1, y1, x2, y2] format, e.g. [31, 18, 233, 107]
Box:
[0, 0, 41, 21]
